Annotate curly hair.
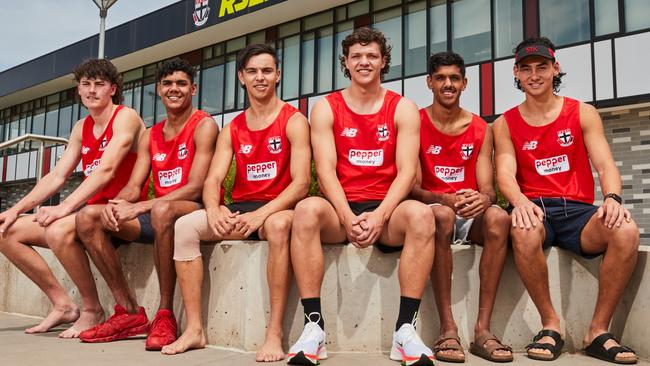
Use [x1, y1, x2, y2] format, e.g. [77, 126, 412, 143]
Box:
[339, 27, 392, 80]
[156, 57, 196, 84]
[427, 51, 466, 77]
[73, 58, 123, 105]
[514, 37, 566, 93]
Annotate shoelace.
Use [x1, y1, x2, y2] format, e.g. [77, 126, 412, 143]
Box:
[296, 312, 322, 342]
[150, 316, 174, 336]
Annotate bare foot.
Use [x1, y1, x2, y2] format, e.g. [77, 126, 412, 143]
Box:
[25, 305, 80, 334]
[161, 328, 206, 355]
[256, 331, 284, 362]
[59, 309, 105, 339]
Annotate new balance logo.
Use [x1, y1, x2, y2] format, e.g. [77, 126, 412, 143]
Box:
[522, 141, 538, 150]
[152, 153, 167, 162]
[426, 145, 442, 155]
[340, 127, 358, 137]
[239, 144, 252, 154]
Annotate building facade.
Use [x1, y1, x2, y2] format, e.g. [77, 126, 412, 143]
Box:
[0, 0, 649, 242]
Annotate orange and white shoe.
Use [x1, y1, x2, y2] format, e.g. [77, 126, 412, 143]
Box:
[390, 323, 435, 366]
[287, 313, 327, 365]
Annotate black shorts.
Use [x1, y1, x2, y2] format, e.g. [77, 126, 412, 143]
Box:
[348, 200, 401, 254]
[226, 201, 269, 240]
[112, 213, 155, 247]
[507, 198, 600, 258]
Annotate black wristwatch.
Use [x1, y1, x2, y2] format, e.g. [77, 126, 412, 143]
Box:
[604, 192, 623, 204]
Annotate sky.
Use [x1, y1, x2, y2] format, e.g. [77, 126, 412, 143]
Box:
[0, 0, 180, 72]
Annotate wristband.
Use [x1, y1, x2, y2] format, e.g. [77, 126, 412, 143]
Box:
[604, 192, 622, 204]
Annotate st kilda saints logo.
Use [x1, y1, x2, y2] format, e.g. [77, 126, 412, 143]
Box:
[557, 128, 574, 147]
[267, 136, 282, 154]
[178, 143, 189, 160]
[193, 0, 210, 27]
[376, 123, 389, 142]
[460, 143, 474, 160]
[99, 137, 108, 151]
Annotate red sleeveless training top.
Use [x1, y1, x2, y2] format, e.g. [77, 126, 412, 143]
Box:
[327, 90, 401, 202]
[503, 97, 594, 204]
[81, 105, 138, 205]
[150, 110, 210, 198]
[230, 103, 298, 202]
[419, 109, 487, 194]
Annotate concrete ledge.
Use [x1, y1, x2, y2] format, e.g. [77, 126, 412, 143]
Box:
[0, 243, 648, 359]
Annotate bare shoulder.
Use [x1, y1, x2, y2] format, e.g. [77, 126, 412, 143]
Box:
[196, 115, 219, 133]
[395, 96, 418, 112]
[310, 97, 334, 126]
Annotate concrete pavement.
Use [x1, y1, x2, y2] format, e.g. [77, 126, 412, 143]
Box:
[1, 312, 647, 366]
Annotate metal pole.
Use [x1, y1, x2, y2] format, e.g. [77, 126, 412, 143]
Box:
[98, 9, 107, 59]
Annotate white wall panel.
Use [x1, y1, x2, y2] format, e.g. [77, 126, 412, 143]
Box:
[6, 155, 16, 181]
[555, 44, 593, 102]
[209, 114, 223, 128]
[223, 112, 240, 126]
[494, 58, 525, 114]
[15, 152, 29, 180]
[382, 80, 402, 95]
[28, 151, 37, 179]
[287, 100, 299, 109]
[460, 65, 480, 115]
[0, 157, 4, 183]
[308, 94, 327, 120]
[615, 32, 650, 98]
[594, 40, 614, 100]
[404, 75, 431, 109]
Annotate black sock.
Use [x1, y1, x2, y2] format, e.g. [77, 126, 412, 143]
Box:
[301, 297, 324, 329]
[395, 296, 421, 331]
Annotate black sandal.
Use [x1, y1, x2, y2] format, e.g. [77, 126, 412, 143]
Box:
[585, 333, 637, 364]
[526, 329, 564, 361]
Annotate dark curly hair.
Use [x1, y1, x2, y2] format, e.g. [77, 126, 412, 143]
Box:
[156, 57, 196, 84]
[514, 37, 566, 93]
[427, 51, 466, 77]
[339, 27, 392, 80]
[73, 58, 123, 105]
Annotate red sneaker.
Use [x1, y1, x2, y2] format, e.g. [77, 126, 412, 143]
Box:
[145, 309, 178, 351]
[79, 304, 150, 343]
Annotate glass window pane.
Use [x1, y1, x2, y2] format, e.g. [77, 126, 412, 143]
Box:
[301, 33, 316, 95]
[58, 106, 72, 138]
[625, 0, 650, 32]
[405, 2, 427, 76]
[123, 88, 134, 108]
[142, 83, 156, 126]
[278, 21, 300, 38]
[132, 84, 142, 115]
[304, 11, 333, 31]
[374, 7, 402, 80]
[317, 27, 334, 93]
[224, 55, 237, 111]
[429, 0, 448, 56]
[373, 0, 400, 11]
[45, 108, 58, 136]
[9, 120, 18, 139]
[539, 0, 590, 46]
[335, 21, 354, 90]
[282, 35, 300, 100]
[348, 0, 369, 18]
[193, 69, 200, 109]
[595, 0, 619, 36]
[155, 94, 165, 125]
[202, 64, 225, 115]
[32, 111, 45, 135]
[80, 105, 89, 120]
[494, 0, 523, 58]
[452, 0, 491, 64]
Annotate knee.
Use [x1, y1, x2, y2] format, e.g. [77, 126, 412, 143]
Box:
[75, 205, 102, 236]
[264, 215, 292, 246]
[405, 203, 436, 240]
[45, 221, 76, 252]
[432, 205, 455, 235]
[510, 224, 544, 255]
[150, 200, 175, 231]
[174, 213, 198, 243]
[292, 198, 323, 232]
[608, 221, 640, 255]
[484, 207, 510, 243]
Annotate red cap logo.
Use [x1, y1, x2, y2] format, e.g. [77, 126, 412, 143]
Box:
[525, 46, 539, 53]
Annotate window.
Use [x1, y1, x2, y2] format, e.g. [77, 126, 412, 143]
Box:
[224, 54, 237, 111]
[142, 83, 156, 126]
[32, 110, 45, 135]
[539, 0, 590, 46]
[201, 63, 225, 115]
[452, 0, 491, 64]
[335, 21, 354, 90]
[374, 7, 402, 80]
[595, 0, 619, 36]
[494, 0, 523, 58]
[301, 32, 316, 95]
[58, 105, 73, 138]
[317, 27, 334, 93]
[45, 106, 58, 137]
[281, 35, 300, 99]
[625, 0, 650, 32]
[429, 0, 447, 56]
[405, 1, 427, 76]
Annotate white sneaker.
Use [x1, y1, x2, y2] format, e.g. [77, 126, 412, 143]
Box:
[390, 323, 435, 366]
[287, 312, 327, 365]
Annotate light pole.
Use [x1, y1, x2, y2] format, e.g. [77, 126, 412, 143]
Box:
[92, 0, 118, 59]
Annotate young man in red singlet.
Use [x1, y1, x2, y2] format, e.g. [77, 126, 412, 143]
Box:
[74, 58, 218, 350]
[493, 37, 639, 364]
[287, 28, 435, 366]
[411, 51, 512, 363]
[0, 59, 145, 337]
[161, 44, 311, 363]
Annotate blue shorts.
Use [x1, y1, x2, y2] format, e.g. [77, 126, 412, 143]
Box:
[112, 213, 155, 247]
[226, 201, 269, 240]
[508, 198, 600, 258]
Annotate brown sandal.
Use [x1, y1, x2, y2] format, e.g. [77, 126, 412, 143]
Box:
[470, 333, 513, 363]
[434, 334, 466, 363]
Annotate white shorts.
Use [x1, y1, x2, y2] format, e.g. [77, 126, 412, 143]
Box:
[429, 203, 502, 245]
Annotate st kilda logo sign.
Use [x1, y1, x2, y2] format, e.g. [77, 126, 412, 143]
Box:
[192, 0, 287, 28]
